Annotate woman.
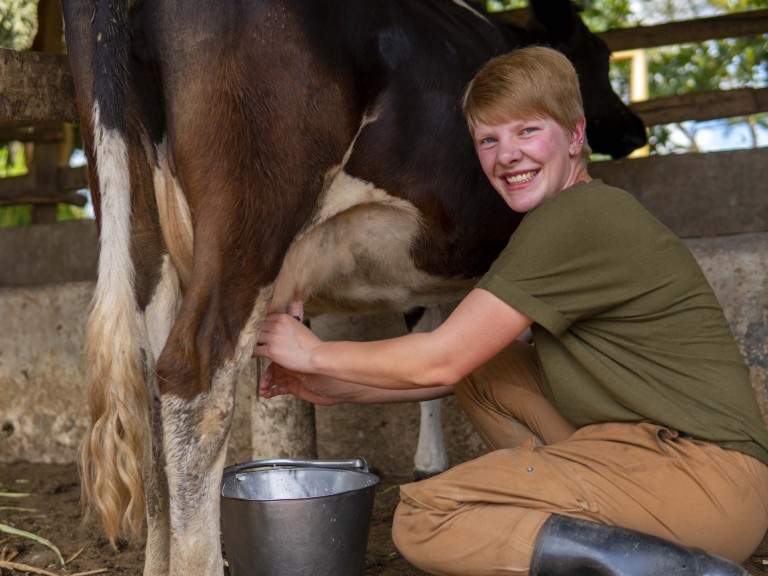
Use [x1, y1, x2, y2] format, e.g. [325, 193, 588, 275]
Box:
[253, 46, 767, 575]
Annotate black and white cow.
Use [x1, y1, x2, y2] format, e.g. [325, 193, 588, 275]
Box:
[61, 0, 645, 573]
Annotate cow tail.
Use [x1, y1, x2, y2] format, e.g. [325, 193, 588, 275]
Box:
[79, 0, 150, 545]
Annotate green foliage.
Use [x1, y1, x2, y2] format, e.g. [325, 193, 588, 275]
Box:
[487, 0, 525, 12]
[580, 0, 638, 32]
[487, 0, 768, 154]
[0, 1, 36, 226]
[58, 201, 91, 221]
[0, 204, 31, 227]
[0, 141, 27, 177]
[0, 142, 30, 226]
[0, 0, 38, 50]
[0, 142, 90, 227]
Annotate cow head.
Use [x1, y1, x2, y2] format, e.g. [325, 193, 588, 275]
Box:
[529, 0, 647, 158]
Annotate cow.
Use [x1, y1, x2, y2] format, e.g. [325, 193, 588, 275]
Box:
[61, 0, 646, 574]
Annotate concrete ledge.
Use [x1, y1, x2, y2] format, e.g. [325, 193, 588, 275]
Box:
[0, 281, 92, 461]
[0, 220, 97, 287]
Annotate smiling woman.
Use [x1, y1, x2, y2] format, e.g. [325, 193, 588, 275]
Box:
[464, 48, 591, 214]
[471, 115, 588, 213]
[255, 45, 767, 576]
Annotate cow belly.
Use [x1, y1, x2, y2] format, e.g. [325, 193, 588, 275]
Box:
[271, 169, 475, 316]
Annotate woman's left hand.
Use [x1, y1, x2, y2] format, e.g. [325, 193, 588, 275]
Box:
[252, 313, 320, 373]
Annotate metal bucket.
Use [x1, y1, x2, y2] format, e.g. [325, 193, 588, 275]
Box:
[221, 457, 379, 576]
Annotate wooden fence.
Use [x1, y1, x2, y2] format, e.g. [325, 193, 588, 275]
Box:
[0, 6, 766, 235]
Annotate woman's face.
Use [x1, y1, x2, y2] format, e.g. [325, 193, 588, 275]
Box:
[473, 115, 588, 213]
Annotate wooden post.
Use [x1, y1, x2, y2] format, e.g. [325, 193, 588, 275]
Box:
[29, 0, 65, 224]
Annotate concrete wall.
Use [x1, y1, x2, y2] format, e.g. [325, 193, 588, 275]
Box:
[1, 221, 766, 476]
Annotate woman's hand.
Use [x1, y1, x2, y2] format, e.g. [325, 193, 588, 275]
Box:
[259, 362, 343, 406]
[252, 313, 320, 373]
[254, 313, 365, 405]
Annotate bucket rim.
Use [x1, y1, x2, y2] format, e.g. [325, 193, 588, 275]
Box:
[221, 458, 379, 503]
[223, 456, 373, 478]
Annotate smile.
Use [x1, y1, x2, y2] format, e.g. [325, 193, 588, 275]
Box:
[505, 170, 537, 185]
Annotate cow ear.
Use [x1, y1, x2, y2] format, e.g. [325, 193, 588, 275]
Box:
[528, 0, 578, 43]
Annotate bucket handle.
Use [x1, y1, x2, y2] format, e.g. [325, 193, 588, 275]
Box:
[223, 457, 370, 478]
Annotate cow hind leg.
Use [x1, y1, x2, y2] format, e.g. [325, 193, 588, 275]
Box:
[414, 399, 448, 480]
[405, 306, 450, 479]
[140, 255, 187, 576]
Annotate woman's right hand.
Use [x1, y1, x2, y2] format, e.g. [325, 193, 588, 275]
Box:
[259, 361, 366, 406]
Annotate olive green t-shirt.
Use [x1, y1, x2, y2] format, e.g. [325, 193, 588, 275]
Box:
[476, 179, 768, 466]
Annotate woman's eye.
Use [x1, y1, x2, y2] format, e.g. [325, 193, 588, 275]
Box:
[521, 127, 537, 135]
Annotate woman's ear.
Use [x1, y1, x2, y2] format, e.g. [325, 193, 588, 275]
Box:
[569, 118, 587, 156]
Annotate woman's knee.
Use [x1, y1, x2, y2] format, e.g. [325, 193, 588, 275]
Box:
[392, 492, 439, 571]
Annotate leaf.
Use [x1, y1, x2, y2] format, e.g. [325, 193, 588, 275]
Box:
[0, 522, 65, 566]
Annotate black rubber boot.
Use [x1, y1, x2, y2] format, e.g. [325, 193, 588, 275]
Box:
[530, 514, 749, 575]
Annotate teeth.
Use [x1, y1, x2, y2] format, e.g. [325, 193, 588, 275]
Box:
[505, 171, 536, 185]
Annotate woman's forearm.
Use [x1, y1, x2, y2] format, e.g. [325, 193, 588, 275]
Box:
[309, 290, 532, 390]
[310, 332, 457, 390]
[335, 376, 455, 404]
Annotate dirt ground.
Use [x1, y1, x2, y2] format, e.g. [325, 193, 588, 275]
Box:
[0, 462, 766, 576]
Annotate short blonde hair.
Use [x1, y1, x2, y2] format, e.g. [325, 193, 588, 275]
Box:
[462, 45, 592, 159]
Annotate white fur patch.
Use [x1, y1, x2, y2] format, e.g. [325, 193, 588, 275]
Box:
[143, 254, 183, 360]
[411, 306, 450, 476]
[153, 138, 194, 288]
[92, 103, 136, 320]
[271, 168, 474, 315]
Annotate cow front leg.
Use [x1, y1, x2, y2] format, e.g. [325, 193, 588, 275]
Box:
[154, 277, 272, 576]
[162, 383, 235, 576]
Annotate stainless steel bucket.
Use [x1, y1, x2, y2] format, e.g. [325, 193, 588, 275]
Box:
[220, 457, 379, 576]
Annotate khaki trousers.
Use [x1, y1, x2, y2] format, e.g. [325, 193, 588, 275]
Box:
[392, 342, 768, 575]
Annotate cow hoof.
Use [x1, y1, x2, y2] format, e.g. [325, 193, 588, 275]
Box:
[412, 469, 444, 481]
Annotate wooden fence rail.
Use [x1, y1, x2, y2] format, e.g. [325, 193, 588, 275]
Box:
[0, 48, 85, 217]
[0, 6, 766, 233]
